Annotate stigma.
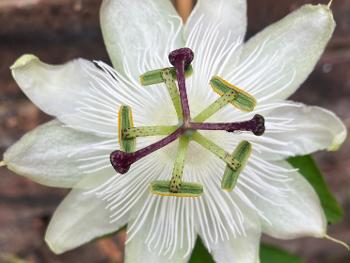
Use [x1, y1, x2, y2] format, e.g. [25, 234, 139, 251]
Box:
[110, 48, 265, 198]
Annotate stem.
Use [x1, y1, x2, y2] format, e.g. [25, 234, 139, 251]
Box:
[174, 60, 191, 124]
[191, 132, 239, 170]
[111, 127, 185, 174]
[162, 69, 183, 121]
[190, 114, 265, 136]
[170, 136, 190, 192]
[193, 92, 235, 122]
[123, 125, 178, 139]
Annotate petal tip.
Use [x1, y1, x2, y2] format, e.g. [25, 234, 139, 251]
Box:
[11, 54, 39, 70]
[45, 234, 65, 255]
[328, 128, 347, 151]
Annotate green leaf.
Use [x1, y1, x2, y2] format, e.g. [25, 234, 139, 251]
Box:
[260, 244, 304, 263]
[189, 238, 214, 263]
[288, 155, 343, 224]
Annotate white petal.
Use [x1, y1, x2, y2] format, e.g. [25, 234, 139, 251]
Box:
[209, 218, 261, 263]
[100, 0, 184, 79]
[246, 160, 326, 239]
[45, 185, 127, 254]
[125, 216, 190, 263]
[230, 4, 335, 102]
[3, 119, 115, 188]
[184, 0, 246, 110]
[185, 0, 247, 45]
[11, 55, 174, 137]
[260, 102, 347, 160]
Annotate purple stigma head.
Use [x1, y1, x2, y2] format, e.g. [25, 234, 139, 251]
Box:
[110, 150, 133, 174]
[252, 114, 265, 136]
[169, 48, 194, 67]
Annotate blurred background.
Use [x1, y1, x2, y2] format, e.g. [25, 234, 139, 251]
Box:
[0, 0, 349, 262]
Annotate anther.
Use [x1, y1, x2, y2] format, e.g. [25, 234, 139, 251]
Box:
[221, 141, 252, 191]
[150, 137, 204, 197]
[210, 76, 256, 112]
[118, 105, 136, 153]
[139, 66, 193, 86]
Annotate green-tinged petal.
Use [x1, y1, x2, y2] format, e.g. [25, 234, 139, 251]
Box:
[252, 101, 347, 161]
[45, 184, 127, 254]
[100, 0, 184, 79]
[237, 4, 335, 102]
[249, 161, 326, 239]
[3, 119, 115, 188]
[288, 155, 344, 224]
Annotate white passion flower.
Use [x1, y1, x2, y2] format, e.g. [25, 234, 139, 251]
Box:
[2, 0, 347, 262]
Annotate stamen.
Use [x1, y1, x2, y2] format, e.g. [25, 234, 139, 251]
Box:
[140, 66, 193, 121]
[168, 48, 194, 124]
[150, 137, 204, 197]
[190, 114, 265, 136]
[139, 66, 193, 86]
[193, 91, 236, 122]
[193, 76, 257, 122]
[191, 132, 241, 171]
[210, 76, 257, 112]
[110, 128, 185, 174]
[118, 105, 136, 153]
[221, 141, 252, 191]
[161, 68, 183, 120]
[123, 125, 178, 139]
[109, 47, 266, 198]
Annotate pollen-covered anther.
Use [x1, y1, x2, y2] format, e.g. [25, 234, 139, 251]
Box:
[222, 140, 252, 191]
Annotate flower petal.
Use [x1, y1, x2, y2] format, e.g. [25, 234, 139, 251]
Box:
[124, 216, 191, 263]
[246, 160, 327, 239]
[184, 0, 246, 107]
[3, 119, 115, 188]
[230, 4, 335, 102]
[100, 0, 184, 79]
[245, 101, 347, 161]
[11, 55, 174, 137]
[209, 219, 261, 263]
[185, 0, 247, 44]
[45, 185, 127, 254]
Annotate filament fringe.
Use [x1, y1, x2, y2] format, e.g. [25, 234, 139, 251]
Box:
[324, 234, 350, 251]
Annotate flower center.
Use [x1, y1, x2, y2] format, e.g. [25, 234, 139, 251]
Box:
[110, 48, 265, 197]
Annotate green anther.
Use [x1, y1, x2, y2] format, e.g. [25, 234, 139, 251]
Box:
[161, 69, 183, 120]
[193, 91, 236, 122]
[191, 132, 241, 171]
[123, 125, 178, 139]
[118, 105, 136, 153]
[150, 136, 203, 197]
[221, 141, 252, 191]
[139, 65, 193, 86]
[210, 76, 256, 112]
[150, 181, 203, 198]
